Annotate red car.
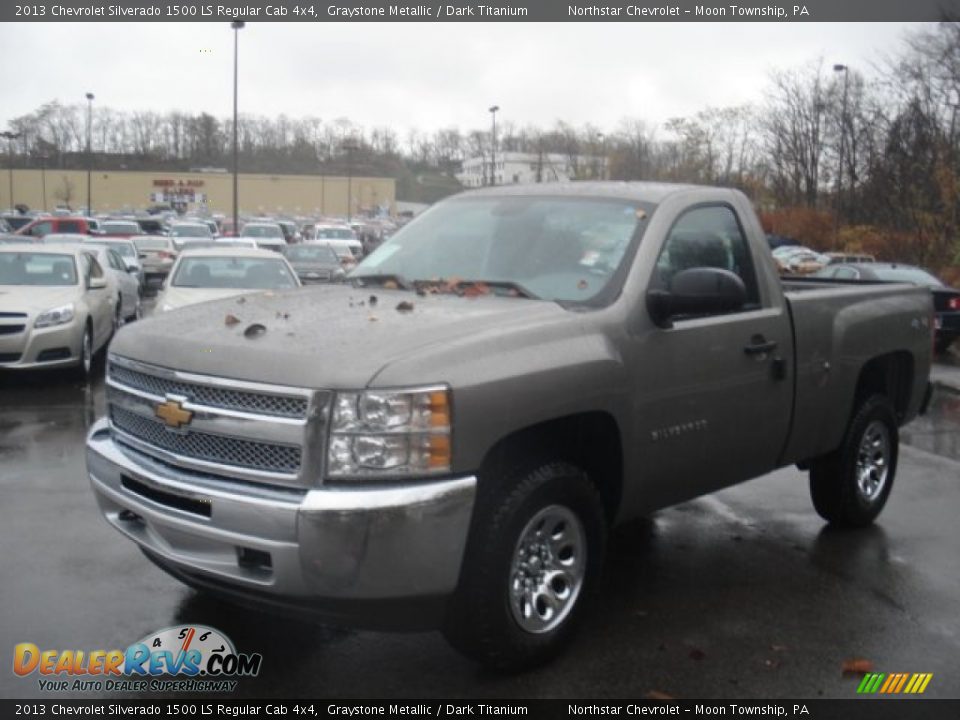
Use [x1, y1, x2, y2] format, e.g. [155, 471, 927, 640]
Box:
[15, 217, 97, 239]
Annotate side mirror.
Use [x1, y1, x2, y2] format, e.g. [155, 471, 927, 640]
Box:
[88, 276, 108, 290]
[647, 267, 747, 329]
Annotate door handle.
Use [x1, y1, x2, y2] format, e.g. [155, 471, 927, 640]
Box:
[744, 339, 778, 355]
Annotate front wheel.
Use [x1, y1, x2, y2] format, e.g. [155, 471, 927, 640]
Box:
[809, 394, 898, 527]
[71, 324, 94, 382]
[443, 461, 605, 671]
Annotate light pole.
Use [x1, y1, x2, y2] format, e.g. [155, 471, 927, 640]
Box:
[342, 138, 359, 221]
[488, 105, 499, 186]
[0, 131, 20, 210]
[38, 153, 48, 211]
[231, 21, 245, 235]
[596, 132, 605, 179]
[833, 63, 849, 244]
[85, 93, 94, 214]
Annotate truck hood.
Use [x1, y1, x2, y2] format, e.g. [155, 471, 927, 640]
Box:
[0, 285, 81, 316]
[112, 284, 573, 389]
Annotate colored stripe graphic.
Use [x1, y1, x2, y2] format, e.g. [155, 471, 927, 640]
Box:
[858, 673, 933, 694]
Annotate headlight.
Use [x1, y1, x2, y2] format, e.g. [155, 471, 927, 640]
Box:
[34, 304, 75, 328]
[327, 386, 451, 478]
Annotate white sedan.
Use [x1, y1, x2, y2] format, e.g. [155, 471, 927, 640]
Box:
[156, 247, 301, 312]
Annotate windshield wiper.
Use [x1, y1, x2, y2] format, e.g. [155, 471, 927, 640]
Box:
[350, 273, 411, 290]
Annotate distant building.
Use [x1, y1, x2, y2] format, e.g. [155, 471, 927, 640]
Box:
[456, 151, 608, 188]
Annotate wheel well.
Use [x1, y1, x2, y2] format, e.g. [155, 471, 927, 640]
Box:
[854, 352, 913, 423]
[479, 413, 623, 523]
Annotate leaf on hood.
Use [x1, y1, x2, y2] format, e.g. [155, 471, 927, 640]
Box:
[577, 279, 589, 290]
[462, 282, 490, 298]
[262, 291, 275, 298]
[368, 314, 379, 322]
[224, 314, 241, 327]
[243, 323, 267, 339]
[369, 295, 378, 306]
[275, 311, 290, 320]
[383, 280, 398, 290]
[842, 659, 874, 676]
[396, 301, 414, 313]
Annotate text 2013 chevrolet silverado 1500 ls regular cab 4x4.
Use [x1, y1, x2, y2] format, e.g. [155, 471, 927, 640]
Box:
[86, 183, 933, 670]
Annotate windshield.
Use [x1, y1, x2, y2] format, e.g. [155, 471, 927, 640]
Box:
[103, 242, 135, 258]
[871, 266, 942, 287]
[354, 196, 648, 304]
[242, 225, 283, 238]
[133, 237, 171, 251]
[103, 222, 140, 234]
[172, 256, 297, 290]
[284, 245, 339, 263]
[315, 227, 354, 239]
[0, 252, 78, 286]
[171, 225, 211, 238]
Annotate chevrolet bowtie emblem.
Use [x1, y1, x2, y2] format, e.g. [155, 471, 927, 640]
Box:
[155, 399, 193, 429]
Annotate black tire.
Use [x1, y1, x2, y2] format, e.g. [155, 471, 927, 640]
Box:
[71, 324, 94, 382]
[113, 299, 124, 333]
[443, 461, 605, 671]
[809, 394, 898, 527]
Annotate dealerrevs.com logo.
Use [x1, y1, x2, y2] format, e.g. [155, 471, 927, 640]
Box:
[13, 625, 262, 693]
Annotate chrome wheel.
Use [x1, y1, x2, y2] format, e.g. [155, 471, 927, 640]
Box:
[509, 504, 586, 634]
[856, 420, 890, 502]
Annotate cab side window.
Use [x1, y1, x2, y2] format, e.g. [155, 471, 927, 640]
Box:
[654, 205, 761, 311]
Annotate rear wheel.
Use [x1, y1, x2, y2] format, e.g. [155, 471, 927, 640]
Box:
[809, 395, 898, 527]
[443, 461, 605, 671]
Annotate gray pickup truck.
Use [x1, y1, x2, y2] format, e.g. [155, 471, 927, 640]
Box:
[87, 183, 933, 670]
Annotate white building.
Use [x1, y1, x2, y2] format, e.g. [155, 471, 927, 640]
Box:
[456, 151, 608, 188]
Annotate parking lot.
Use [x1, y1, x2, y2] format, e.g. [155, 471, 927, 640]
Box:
[2, 348, 959, 700]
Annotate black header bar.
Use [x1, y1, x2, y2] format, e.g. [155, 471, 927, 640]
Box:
[5, 0, 960, 22]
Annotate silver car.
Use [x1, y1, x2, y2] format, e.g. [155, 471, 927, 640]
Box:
[84, 238, 145, 294]
[84, 244, 142, 325]
[0, 244, 116, 378]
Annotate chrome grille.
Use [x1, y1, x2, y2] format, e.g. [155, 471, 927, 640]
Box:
[110, 406, 302, 474]
[109, 362, 308, 418]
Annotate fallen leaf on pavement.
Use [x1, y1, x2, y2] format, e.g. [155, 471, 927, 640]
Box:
[842, 659, 874, 676]
[645, 691, 675, 701]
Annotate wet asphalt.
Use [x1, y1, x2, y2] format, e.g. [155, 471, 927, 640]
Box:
[1, 351, 959, 700]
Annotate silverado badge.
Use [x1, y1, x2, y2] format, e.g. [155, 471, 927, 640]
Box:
[155, 399, 193, 429]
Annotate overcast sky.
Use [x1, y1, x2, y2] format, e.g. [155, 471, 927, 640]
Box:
[0, 22, 930, 137]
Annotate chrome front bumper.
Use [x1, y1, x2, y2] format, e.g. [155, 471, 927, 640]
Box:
[86, 419, 476, 627]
